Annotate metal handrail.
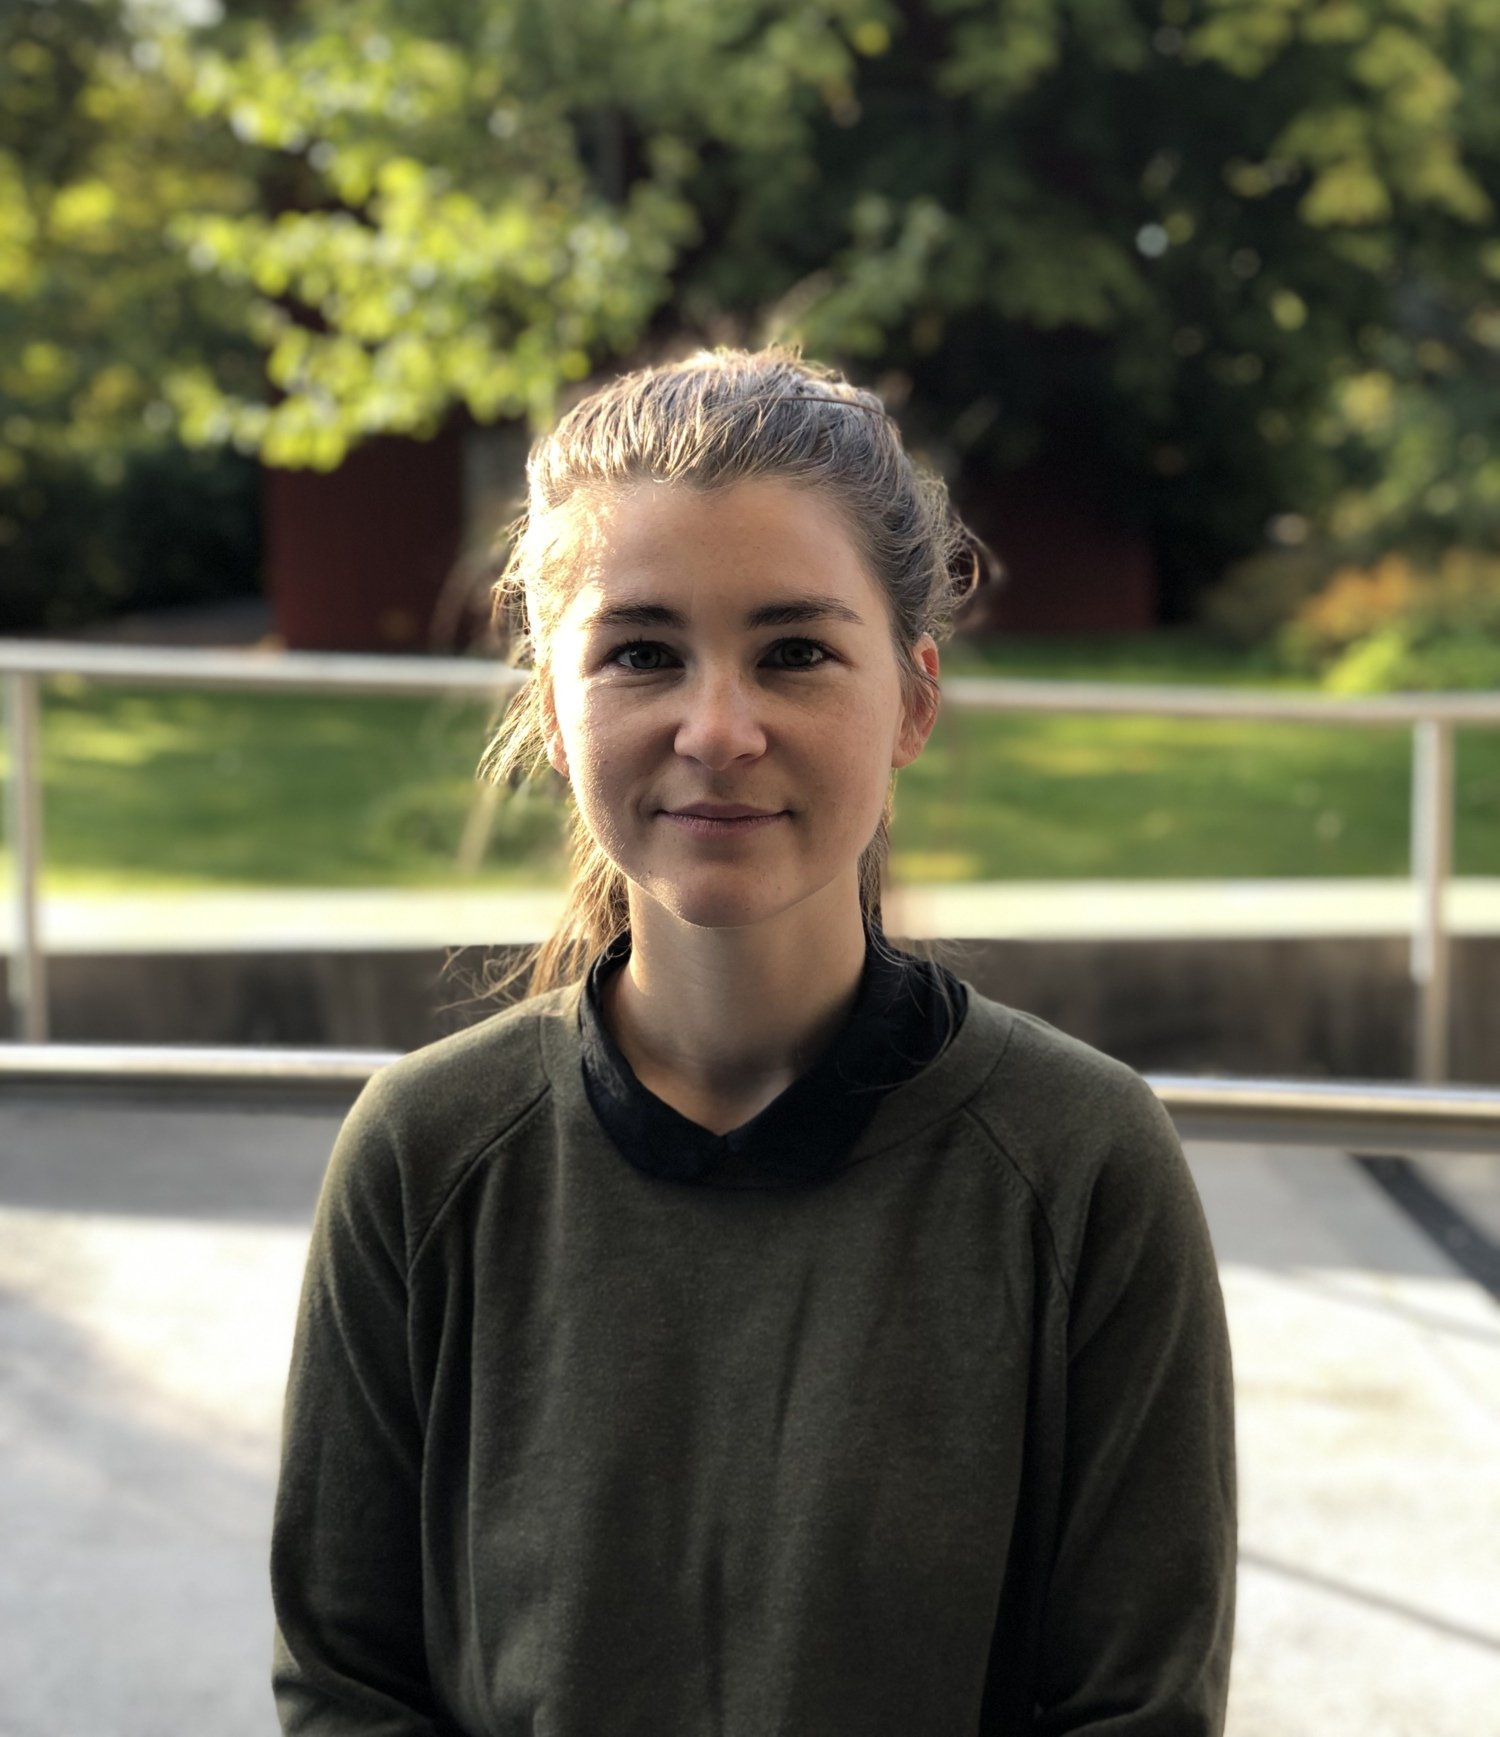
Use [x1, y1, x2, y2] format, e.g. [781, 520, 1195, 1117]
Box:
[0, 639, 523, 698]
[942, 675, 1500, 726]
[1152, 1074, 1500, 1154]
[1, 636, 1497, 719]
[0, 1042, 390, 1088]
[2, 1042, 1497, 1153]
[3, 638, 1494, 1079]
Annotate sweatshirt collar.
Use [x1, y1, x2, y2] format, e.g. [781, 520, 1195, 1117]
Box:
[576, 923, 966, 1186]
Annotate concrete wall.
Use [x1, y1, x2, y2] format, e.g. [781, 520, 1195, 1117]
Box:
[15, 935, 1500, 1085]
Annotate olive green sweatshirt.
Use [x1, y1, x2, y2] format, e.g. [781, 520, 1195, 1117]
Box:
[271, 977, 1236, 1735]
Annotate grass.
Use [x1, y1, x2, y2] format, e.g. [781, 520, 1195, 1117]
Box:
[5, 631, 1499, 892]
[6, 680, 562, 893]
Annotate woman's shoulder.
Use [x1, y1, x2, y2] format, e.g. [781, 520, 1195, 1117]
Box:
[380, 980, 578, 1098]
[956, 986, 1190, 1223]
[959, 987, 1163, 1125]
[320, 983, 582, 1217]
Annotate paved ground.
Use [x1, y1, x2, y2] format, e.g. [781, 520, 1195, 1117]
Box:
[1, 1096, 1496, 1737]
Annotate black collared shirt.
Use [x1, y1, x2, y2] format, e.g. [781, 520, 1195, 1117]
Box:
[577, 925, 968, 1186]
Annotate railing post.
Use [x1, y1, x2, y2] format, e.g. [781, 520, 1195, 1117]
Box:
[4, 671, 47, 1043]
[1410, 717, 1454, 1083]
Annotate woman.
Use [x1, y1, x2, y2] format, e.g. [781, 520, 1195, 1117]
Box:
[271, 348, 1237, 1735]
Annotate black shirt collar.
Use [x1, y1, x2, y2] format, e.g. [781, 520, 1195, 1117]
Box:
[577, 925, 967, 1186]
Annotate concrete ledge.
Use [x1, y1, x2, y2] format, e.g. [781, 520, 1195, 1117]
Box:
[889, 876, 1500, 941]
[10, 933, 1498, 1086]
[8, 877, 1500, 953]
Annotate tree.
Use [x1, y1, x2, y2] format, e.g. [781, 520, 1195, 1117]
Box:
[7, 0, 1500, 618]
[0, 0, 263, 626]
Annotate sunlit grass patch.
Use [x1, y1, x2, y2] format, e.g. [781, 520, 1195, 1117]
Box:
[11, 638, 1500, 892]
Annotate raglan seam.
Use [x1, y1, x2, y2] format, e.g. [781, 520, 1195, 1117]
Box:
[383, 1005, 560, 1273]
[959, 1100, 1074, 1304]
[833, 992, 1020, 1173]
[405, 1076, 555, 1276]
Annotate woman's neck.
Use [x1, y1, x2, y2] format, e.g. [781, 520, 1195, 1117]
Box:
[601, 882, 869, 1132]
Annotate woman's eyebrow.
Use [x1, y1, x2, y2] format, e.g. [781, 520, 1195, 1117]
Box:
[587, 595, 866, 631]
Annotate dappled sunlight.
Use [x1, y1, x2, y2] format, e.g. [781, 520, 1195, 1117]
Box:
[42, 712, 178, 766]
[994, 737, 1167, 775]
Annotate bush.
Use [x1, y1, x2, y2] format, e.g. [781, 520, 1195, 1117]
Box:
[0, 445, 261, 634]
[1195, 547, 1340, 649]
[1277, 551, 1500, 692]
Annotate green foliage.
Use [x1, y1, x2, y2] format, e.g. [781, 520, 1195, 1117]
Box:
[1320, 626, 1500, 693]
[0, 0, 263, 483]
[160, 0, 881, 465]
[1195, 545, 1341, 648]
[1275, 549, 1500, 691]
[0, 0, 269, 623]
[0, 443, 261, 633]
[5, 0, 1500, 598]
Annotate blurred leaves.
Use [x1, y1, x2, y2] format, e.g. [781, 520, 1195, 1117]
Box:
[1277, 549, 1500, 691]
[1197, 545, 1340, 648]
[0, 0, 261, 485]
[5, 0, 1500, 597]
[145, 0, 887, 465]
[0, 442, 261, 633]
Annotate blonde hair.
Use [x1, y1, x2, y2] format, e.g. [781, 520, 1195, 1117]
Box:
[478, 346, 981, 998]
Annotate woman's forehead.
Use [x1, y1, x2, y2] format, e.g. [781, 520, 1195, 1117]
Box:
[547, 478, 882, 619]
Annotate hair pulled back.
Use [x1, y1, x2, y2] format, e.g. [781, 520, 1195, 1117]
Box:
[480, 345, 980, 998]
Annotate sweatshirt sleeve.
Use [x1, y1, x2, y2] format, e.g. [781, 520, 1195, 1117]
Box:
[1034, 1079, 1237, 1735]
[270, 1075, 449, 1736]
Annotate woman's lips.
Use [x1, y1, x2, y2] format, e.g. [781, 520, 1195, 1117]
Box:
[661, 811, 788, 837]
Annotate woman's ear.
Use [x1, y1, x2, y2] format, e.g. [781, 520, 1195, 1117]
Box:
[892, 635, 941, 769]
[539, 672, 570, 780]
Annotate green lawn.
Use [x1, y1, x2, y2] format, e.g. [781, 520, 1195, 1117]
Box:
[5, 632, 1499, 891]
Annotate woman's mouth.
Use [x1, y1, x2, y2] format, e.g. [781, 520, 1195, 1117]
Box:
[661, 810, 788, 838]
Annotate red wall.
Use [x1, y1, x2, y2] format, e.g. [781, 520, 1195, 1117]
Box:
[262, 422, 466, 652]
[262, 430, 1157, 650]
[965, 465, 1158, 634]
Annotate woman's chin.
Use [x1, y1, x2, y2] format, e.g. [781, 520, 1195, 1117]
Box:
[624, 858, 869, 935]
[629, 871, 797, 933]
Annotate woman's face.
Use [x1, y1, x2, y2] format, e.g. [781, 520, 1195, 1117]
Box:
[539, 478, 939, 932]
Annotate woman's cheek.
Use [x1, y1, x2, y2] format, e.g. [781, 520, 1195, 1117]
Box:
[568, 691, 630, 778]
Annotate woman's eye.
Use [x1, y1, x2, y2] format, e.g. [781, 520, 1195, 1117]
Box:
[766, 638, 831, 669]
[609, 640, 677, 672]
[604, 637, 832, 673]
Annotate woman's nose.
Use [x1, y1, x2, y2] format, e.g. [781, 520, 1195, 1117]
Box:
[673, 669, 768, 768]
